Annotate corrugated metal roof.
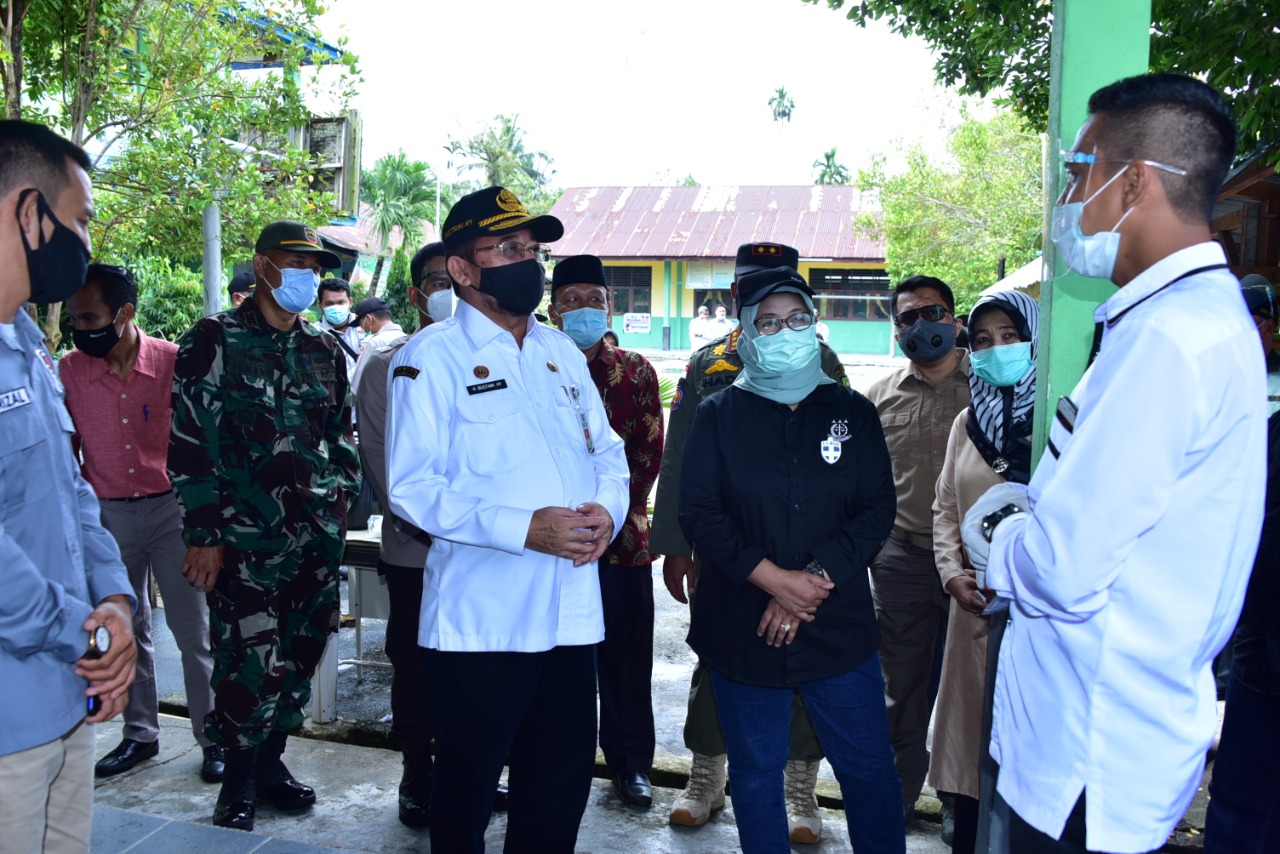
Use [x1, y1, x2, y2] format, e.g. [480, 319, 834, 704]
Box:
[548, 186, 885, 262]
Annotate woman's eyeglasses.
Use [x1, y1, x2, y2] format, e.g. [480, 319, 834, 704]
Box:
[754, 312, 814, 336]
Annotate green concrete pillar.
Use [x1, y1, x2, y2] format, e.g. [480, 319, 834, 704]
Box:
[1033, 0, 1152, 462]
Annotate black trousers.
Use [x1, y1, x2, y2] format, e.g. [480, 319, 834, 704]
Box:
[425, 644, 597, 854]
[1009, 793, 1158, 854]
[597, 563, 656, 775]
[380, 559, 432, 752]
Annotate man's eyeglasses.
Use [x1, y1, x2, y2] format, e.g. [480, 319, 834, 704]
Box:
[754, 312, 814, 336]
[894, 304, 951, 328]
[1060, 150, 1188, 176]
[472, 240, 551, 264]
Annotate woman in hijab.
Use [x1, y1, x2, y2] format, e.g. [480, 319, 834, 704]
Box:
[679, 267, 903, 853]
[928, 289, 1039, 854]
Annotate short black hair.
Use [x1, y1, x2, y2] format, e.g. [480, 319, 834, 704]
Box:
[84, 263, 137, 315]
[891, 275, 956, 319]
[1087, 72, 1237, 224]
[365, 309, 393, 322]
[0, 120, 92, 202]
[410, 242, 446, 285]
[319, 277, 351, 299]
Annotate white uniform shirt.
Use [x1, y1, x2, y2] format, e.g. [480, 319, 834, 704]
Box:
[350, 322, 405, 395]
[986, 242, 1266, 852]
[386, 301, 629, 653]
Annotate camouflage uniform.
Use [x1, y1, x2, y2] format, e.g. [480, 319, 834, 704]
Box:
[650, 328, 847, 759]
[169, 296, 360, 749]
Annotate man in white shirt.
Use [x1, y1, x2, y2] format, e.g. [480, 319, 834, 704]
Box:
[348, 296, 404, 394]
[386, 186, 630, 854]
[688, 305, 714, 349]
[964, 73, 1265, 854]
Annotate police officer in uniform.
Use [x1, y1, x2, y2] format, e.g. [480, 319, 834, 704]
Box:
[650, 241, 848, 842]
[169, 220, 361, 832]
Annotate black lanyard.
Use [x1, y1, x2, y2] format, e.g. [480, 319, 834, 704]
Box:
[1086, 264, 1229, 368]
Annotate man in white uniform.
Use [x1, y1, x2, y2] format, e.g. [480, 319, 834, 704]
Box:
[386, 186, 629, 854]
[964, 73, 1265, 854]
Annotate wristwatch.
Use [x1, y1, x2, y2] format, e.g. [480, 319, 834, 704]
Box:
[86, 624, 110, 659]
[802, 559, 827, 580]
[981, 504, 1026, 543]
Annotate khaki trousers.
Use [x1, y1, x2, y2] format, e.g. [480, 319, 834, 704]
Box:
[0, 722, 95, 854]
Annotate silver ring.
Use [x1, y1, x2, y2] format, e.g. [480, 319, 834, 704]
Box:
[781, 623, 792, 633]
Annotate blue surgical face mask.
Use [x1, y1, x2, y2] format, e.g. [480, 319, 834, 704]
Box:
[265, 259, 321, 314]
[741, 327, 820, 374]
[970, 341, 1033, 387]
[1051, 165, 1135, 281]
[323, 305, 351, 326]
[560, 307, 610, 349]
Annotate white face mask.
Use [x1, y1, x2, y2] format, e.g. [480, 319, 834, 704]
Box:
[1050, 164, 1135, 281]
[426, 288, 454, 322]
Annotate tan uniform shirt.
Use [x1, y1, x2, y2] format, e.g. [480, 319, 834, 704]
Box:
[865, 351, 970, 537]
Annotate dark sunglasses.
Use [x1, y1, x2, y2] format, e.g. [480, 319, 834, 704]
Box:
[894, 304, 951, 327]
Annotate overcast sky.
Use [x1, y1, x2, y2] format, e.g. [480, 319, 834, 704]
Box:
[316, 0, 980, 190]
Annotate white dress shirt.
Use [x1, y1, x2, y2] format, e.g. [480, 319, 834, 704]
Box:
[386, 301, 629, 653]
[350, 321, 405, 395]
[986, 242, 1266, 852]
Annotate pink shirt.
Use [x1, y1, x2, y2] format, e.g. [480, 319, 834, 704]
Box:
[59, 329, 177, 500]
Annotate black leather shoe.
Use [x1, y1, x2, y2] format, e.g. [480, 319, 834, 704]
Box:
[201, 746, 227, 783]
[493, 784, 509, 813]
[615, 771, 653, 808]
[398, 749, 432, 829]
[95, 739, 159, 778]
[212, 796, 255, 831]
[260, 777, 317, 811]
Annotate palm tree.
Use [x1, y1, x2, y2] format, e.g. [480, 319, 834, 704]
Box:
[813, 148, 851, 185]
[769, 87, 795, 123]
[445, 114, 553, 192]
[361, 151, 444, 295]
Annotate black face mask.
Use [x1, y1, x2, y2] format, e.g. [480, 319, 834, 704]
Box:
[477, 258, 545, 316]
[898, 318, 957, 363]
[19, 189, 91, 305]
[72, 309, 123, 359]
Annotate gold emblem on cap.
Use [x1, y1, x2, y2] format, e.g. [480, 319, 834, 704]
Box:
[474, 366, 490, 379]
[752, 244, 781, 256]
[304, 226, 320, 245]
[496, 188, 527, 214]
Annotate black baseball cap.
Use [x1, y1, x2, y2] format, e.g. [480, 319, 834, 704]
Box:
[735, 242, 800, 276]
[352, 296, 390, 321]
[441, 186, 564, 247]
[255, 220, 342, 269]
[227, 270, 255, 298]
[551, 255, 608, 293]
[737, 266, 815, 314]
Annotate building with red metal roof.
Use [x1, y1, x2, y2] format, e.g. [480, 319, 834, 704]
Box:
[548, 185, 893, 353]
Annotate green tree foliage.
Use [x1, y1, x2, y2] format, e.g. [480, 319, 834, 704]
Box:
[56, 255, 205, 347]
[813, 148, 851, 185]
[6, 0, 358, 345]
[361, 150, 440, 296]
[382, 247, 419, 332]
[446, 114, 560, 214]
[855, 111, 1043, 310]
[803, 0, 1278, 156]
[769, 86, 795, 123]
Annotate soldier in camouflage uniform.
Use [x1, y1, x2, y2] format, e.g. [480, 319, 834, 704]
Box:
[650, 242, 849, 843]
[169, 221, 360, 832]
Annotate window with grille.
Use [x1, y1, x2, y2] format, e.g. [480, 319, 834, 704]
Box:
[809, 268, 892, 321]
[604, 266, 653, 314]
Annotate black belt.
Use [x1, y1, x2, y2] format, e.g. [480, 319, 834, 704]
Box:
[104, 489, 173, 503]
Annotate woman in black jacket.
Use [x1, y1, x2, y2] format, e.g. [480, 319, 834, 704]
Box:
[679, 266, 903, 853]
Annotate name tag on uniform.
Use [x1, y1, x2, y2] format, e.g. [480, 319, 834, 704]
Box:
[466, 379, 508, 395]
[0, 386, 32, 413]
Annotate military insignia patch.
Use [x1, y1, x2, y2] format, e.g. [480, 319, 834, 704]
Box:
[829, 419, 850, 442]
[704, 359, 740, 375]
[671, 382, 686, 412]
[833, 364, 850, 388]
[474, 365, 490, 379]
[304, 226, 320, 246]
[712, 343, 727, 356]
[393, 366, 420, 380]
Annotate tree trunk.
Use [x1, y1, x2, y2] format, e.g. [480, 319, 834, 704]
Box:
[368, 255, 385, 298]
[1, 0, 31, 119]
[42, 302, 63, 350]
